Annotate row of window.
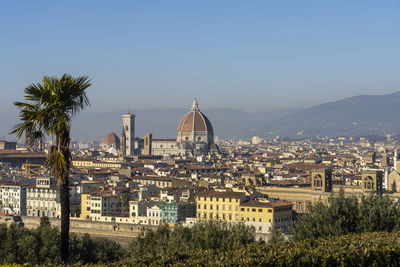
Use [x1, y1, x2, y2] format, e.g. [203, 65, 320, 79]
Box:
[3, 192, 20, 197]
[240, 207, 273, 213]
[198, 204, 239, 211]
[27, 189, 57, 194]
[275, 216, 291, 223]
[198, 212, 273, 223]
[199, 197, 239, 202]
[28, 201, 57, 208]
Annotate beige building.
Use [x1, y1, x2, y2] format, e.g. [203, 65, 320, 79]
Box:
[257, 169, 383, 213]
[88, 192, 122, 221]
[27, 177, 61, 218]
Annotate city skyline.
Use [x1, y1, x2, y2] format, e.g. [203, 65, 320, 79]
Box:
[2, 1, 400, 265]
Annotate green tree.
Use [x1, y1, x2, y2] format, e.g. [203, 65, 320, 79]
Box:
[127, 220, 255, 260]
[391, 180, 397, 193]
[357, 194, 400, 233]
[268, 225, 285, 244]
[291, 190, 400, 241]
[10, 74, 92, 263]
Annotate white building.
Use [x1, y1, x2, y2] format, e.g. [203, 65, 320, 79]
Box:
[1, 183, 27, 215]
[147, 204, 162, 225]
[27, 178, 60, 218]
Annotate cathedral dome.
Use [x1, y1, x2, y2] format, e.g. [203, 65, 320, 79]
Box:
[177, 98, 213, 138]
[102, 132, 120, 148]
[177, 98, 214, 148]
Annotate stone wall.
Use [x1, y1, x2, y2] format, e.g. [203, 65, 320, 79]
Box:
[20, 216, 157, 246]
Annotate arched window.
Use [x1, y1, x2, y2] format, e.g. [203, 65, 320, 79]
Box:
[365, 176, 374, 189]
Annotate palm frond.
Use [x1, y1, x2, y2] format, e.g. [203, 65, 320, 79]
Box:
[46, 147, 68, 182]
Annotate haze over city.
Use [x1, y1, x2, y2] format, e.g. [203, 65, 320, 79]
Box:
[1, 1, 400, 136]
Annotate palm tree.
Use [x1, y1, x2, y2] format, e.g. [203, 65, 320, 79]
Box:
[10, 74, 91, 263]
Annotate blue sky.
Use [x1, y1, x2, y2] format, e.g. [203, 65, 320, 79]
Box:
[1, 0, 400, 115]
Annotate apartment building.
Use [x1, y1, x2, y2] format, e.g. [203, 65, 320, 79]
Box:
[196, 190, 293, 234]
[88, 192, 122, 221]
[27, 177, 60, 218]
[1, 183, 27, 215]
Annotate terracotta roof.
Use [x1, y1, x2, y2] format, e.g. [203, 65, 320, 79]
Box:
[177, 99, 213, 134]
[102, 132, 120, 146]
[241, 199, 293, 208]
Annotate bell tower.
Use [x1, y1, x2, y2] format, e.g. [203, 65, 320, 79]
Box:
[311, 169, 332, 192]
[361, 170, 383, 195]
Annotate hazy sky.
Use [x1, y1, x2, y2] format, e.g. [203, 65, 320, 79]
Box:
[1, 0, 400, 115]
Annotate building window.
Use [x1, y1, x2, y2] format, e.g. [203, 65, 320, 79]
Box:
[258, 209, 262, 212]
[268, 209, 272, 213]
[252, 208, 256, 212]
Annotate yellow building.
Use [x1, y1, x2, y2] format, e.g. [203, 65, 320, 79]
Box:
[196, 190, 293, 234]
[73, 158, 94, 168]
[196, 191, 245, 222]
[239, 199, 292, 233]
[72, 158, 123, 169]
[80, 193, 91, 220]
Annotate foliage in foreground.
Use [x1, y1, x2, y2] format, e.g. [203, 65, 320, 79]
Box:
[127, 219, 256, 259]
[48, 231, 400, 266]
[291, 190, 400, 241]
[0, 217, 124, 265]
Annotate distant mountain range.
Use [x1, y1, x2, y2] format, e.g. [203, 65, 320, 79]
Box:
[2, 91, 400, 141]
[266, 91, 400, 137]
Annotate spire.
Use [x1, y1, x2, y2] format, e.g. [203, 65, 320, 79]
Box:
[192, 97, 199, 111]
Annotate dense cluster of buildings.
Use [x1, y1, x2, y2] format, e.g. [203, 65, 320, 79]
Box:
[1, 100, 400, 238]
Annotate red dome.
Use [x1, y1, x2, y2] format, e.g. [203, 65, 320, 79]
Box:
[102, 132, 120, 147]
[177, 98, 213, 134]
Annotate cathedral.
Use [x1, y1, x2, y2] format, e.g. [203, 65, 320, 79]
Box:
[176, 97, 218, 156]
[104, 98, 218, 157]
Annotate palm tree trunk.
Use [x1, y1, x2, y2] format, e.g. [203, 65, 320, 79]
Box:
[60, 173, 70, 262]
[59, 133, 71, 263]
